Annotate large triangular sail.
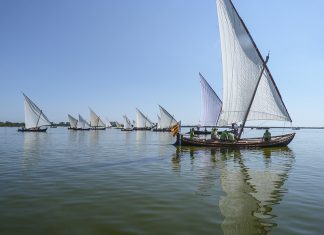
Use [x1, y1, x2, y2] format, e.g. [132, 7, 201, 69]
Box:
[136, 108, 154, 128]
[216, 0, 291, 126]
[68, 114, 78, 128]
[159, 105, 177, 129]
[199, 73, 222, 126]
[23, 93, 51, 129]
[123, 115, 132, 129]
[78, 114, 90, 129]
[89, 108, 105, 128]
[106, 118, 112, 128]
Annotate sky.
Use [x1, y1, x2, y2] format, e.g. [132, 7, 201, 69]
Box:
[1, 0, 324, 126]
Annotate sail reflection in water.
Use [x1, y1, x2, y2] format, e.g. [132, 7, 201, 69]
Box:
[23, 132, 47, 168]
[173, 146, 295, 234]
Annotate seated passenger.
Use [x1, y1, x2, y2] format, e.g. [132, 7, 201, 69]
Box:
[220, 130, 228, 141]
[263, 129, 271, 142]
[211, 128, 218, 140]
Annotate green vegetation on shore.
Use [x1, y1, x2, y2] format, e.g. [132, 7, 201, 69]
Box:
[0, 121, 70, 127]
[0, 121, 24, 127]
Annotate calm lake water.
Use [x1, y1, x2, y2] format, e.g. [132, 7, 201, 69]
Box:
[0, 127, 323, 235]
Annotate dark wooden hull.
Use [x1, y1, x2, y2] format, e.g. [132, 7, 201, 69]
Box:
[174, 133, 295, 148]
[121, 128, 133, 131]
[152, 128, 171, 132]
[18, 128, 47, 132]
[133, 127, 152, 131]
[91, 127, 106, 130]
[68, 127, 90, 131]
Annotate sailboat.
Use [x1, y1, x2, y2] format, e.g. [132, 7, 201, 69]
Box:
[77, 114, 91, 130]
[121, 115, 133, 131]
[153, 105, 177, 132]
[106, 118, 112, 128]
[134, 108, 154, 131]
[175, 0, 295, 147]
[89, 108, 106, 130]
[67, 114, 78, 130]
[115, 121, 123, 129]
[194, 73, 223, 135]
[18, 93, 51, 132]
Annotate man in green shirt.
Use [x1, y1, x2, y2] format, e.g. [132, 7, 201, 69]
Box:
[220, 130, 228, 141]
[263, 129, 271, 142]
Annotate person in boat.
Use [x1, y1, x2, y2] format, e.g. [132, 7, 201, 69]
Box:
[231, 122, 239, 138]
[228, 132, 235, 142]
[211, 128, 218, 140]
[220, 130, 228, 142]
[190, 128, 195, 140]
[263, 129, 271, 142]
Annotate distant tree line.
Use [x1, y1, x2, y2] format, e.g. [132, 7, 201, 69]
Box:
[0, 121, 24, 127]
[0, 121, 70, 127]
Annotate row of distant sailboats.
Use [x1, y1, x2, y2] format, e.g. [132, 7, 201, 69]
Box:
[18, 0, 296, 148]
[18, 93, 178, 132]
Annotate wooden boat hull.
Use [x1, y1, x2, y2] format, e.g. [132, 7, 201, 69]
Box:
[68, 127, 90, 131]
[152, 128, 171, 132]
[18, 128, 47, 132]
[133, 127, 152, 131]
[174, 133, 295, 148]
[91, 127, 106, 130]
[121, 128, 133, 131]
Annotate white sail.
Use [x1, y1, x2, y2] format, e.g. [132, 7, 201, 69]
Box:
[106, 118, 112, 128]
[89, 108, 105, 127]
[123, 115, 132, 129]
[115, 121, 122, 128]
[68, 114, 78, 128]
[159, 105, 177, 129]
[216, 0, 291, 126]
[136, 108, 154, 128]
[145, 116, 154, 128]
[78, 114, 90, 129]
[136, 109, 146, 128]
[199, 73, 222, 126]
[23, 93, 51, 129]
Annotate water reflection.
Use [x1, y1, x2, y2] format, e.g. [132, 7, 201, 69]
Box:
[22, 132, 47, 168]
[135, 131, 146, 143]
[172, 146, 295, 234]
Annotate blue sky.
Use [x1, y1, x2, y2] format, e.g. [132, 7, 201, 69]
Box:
[1, 0, 324, 126]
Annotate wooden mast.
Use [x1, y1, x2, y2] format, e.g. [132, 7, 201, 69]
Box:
[36, 110, 42, 129]
[238, 54, 270, 139]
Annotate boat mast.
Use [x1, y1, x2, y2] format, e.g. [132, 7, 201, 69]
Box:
[36, 110, 42, 128]
[238, 54, 269, 139]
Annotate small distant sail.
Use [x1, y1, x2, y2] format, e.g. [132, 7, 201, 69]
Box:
[89, 108, 105, 128]
[123, 115, 132, 129]
[115, 121, 122, 128]
[199, 73, 222, 126]
[216, 0, 291, 126]
[106, 118, 112, 128]
[136, 108, 154, 128]
[68, 114, 78, 128]
[78, 114, 90, 129]
[23, 93, 51, 129]
[159, 105, 177, 129]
